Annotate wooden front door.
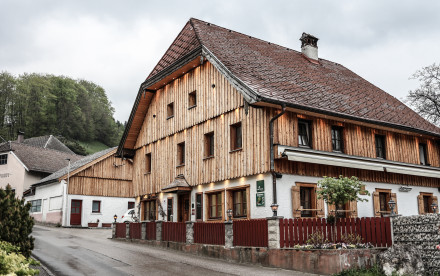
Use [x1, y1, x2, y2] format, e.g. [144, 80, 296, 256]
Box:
[70, 200, 82, 225]
[178, 194, 190, 222]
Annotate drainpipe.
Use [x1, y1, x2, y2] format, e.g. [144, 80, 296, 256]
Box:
[269, 104, 286, 216]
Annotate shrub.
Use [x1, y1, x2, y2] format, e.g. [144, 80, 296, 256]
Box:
[341, 233, 363, 245]
[0, 240, 39, 276]
[0, 185, 35, 257]
[306, 231, 329, 246]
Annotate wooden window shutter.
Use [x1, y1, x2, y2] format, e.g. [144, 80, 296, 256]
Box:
[373, 192, 381, 217]
[390, 193, 398, 214]
[417, 195, 425, 215]
[433, 196, 438, 213]
[291, 186, 301, 218]
[349, 201, 358, 218]
[316, 188, 325, 218]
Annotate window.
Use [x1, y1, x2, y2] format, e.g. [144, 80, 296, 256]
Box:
[331, 126, 343, 152]
[188, 91, 196, 108]
[92, 201, 101, 213]
[373, 189, 397, 217]
[298, 120, 311, 148]
[291, 183, 325, 218]
[230, 122, 242, 151]
[375, 135, 386, 159]
[177, 142, 185, 166]
[208, 192, 223, 219]
[232, 189, 247, 218]
[419, 143, 429, 165]
[143, 200, 156, 221]
[0, 154, 7, 165]
[128, 202, 135, 209]
[418, 192, 438, 214]
[145, 153, 151, 173]
[167, 198, 173, 221]
[196, 193, 203, 221]
[204, 132, 214, 158]
[167, 102, 174, 118]
[30, 200, 42, 212]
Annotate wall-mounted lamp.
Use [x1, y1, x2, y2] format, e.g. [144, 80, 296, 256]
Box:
[431, 202, 438, 213]
[271, 203, 279, 217]
[114, 214, 118, 223]
[388, 199, 396, 216]
[227, 209, 233, 221]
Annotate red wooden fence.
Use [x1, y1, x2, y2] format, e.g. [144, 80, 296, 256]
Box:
[115, 223, 126, 238]
[162, 222, 186, 243]
[194, 222, 225, 245]
[279, 217, 392, 248]
[129, 223, 142, 239]
[233, 219, 268, 247]
[145, 221, 156, 240]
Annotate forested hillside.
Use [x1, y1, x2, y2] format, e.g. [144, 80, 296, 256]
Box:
[0, 71, 125, 154]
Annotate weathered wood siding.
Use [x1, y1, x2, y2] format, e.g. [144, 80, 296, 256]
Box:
[68, 153, 133, 197]
[135, 61, 244, 148]
[274, 111, 440, 167]
[133, 106, 271, 196]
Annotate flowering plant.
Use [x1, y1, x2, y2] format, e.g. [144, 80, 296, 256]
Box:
[436, 244, 440, 250]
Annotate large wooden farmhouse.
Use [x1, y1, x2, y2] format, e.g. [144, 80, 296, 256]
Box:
[118, 18, 439, 222]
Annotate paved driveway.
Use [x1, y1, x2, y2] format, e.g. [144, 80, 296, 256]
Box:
[32, 225, 320, 275]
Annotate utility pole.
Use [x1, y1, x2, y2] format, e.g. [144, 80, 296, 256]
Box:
[62, 158, 71, 226]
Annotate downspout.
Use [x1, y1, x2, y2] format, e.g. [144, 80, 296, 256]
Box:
[269, 104, 286, 216]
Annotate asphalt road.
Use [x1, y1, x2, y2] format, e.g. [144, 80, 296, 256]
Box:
[32, 225, 318, 276]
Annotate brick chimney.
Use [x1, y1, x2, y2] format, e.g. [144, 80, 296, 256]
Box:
[17, 131, 24, 143]
[300, 33, 319, 60]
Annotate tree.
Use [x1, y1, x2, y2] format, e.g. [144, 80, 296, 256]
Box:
[0, 185, 34, 258]
[317, 176, 370, 241]
[406, 63, 440, 126]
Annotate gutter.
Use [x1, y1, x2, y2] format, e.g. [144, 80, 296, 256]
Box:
[269, 104, 286, 216]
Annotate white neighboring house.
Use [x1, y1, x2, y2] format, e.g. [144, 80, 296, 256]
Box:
[25, 147, 135, 227]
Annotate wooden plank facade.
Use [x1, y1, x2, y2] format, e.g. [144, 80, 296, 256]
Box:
[67, 149, 133, 198]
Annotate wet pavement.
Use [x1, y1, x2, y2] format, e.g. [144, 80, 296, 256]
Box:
[32, 225, 319, 275]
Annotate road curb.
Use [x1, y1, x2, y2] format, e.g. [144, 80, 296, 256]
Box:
[31, 254, 56, 276]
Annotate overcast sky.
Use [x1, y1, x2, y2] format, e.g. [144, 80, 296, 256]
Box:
[1, 0, 439, 122]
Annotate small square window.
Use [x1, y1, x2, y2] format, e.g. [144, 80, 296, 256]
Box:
[204, 132, 214, 158]
[92, 201, 101, 213]
[0, 154, 7, 165]
[177, 142, 185, 166]
[145, 153, 151, 173]
[230, 122, 242, 151]
[167, 102, 174, 118]
[375, 135, 386, 159]
[188, 91, 196, 108]
[298, 120, 312, 148]
[128, 202, 135, 209]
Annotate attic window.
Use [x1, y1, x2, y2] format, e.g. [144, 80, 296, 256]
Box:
[167, 102, 174, 119]
[230, 122, 242, 151]
[0, 154, 7, 165]
[188, 91, 197, 109]
[177, 142, 185, 166]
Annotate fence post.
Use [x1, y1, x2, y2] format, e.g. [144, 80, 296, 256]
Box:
[267, 217, 282, 249]
[125, 223, 130, 239]
[225, 221, 233, 248]
[186, 221, 194, 244]
[112, 223, 116, 238]
[156, 220, 163, 242]
[141, 222, 146, 240]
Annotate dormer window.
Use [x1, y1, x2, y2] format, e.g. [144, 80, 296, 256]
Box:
[298, 120, 311, 148]
[167, 102, 174, 119]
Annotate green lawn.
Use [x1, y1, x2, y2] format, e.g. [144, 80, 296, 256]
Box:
[78, 140, 110, 155]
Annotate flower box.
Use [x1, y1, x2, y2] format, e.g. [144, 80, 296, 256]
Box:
[88, 223, 99, 227]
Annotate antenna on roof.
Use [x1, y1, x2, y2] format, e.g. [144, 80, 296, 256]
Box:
[0, 135, 6, 143]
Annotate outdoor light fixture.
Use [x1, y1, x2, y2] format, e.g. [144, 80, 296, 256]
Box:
[114, 214, 117, 223]
[388, 199, 396, 216]
[271, 203, 279, 217]
[431, 202, 438, 213]
[227, 209, 233, 221]
[170, 214, 173, 222]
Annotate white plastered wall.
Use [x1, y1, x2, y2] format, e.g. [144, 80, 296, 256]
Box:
[24, 181, 64, 224]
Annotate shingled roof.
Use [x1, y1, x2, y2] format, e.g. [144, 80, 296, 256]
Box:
[119, 18, 440, 153]
[23, 135, 75, 154]
[33, 147, 116, 186]
[0, 141, 81, 174]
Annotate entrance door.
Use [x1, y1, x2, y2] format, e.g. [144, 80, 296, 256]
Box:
[178, 194, 190, 222]
[70, 200, 82, 225]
